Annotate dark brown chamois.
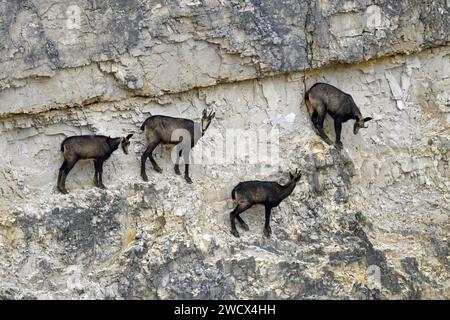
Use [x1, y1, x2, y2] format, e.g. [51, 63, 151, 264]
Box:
[57, 134, 133, 194]
[229, 169, 302, 238]
[305, 83, 372, 149]
[140, 109, 215, 184]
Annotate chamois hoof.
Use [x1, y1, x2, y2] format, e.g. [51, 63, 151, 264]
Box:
[240, 223, 250, 231]
[141, 174, 149, 182]
[335, 142, 343, 150]
[174, 166, 181, 175]
[154, 167, 163, 174]
[231, 229, 240, 238]
[263, 227, 272, 238]
[185, 176, 193, 184]
[99, 184, 107, 190]
[58, 187, 68, 194]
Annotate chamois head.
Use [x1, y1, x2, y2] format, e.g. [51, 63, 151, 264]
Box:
[289, 169, 302, 183]
[120, 134, 133, 154]
[353, 116, 373, 135]
[201, 108, 215, 135]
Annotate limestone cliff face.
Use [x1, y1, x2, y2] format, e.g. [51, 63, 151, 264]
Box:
[0, 0, 448, 299]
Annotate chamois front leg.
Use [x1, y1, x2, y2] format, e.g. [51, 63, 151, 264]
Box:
[263, 205, 272, 238]
[93, 160, 99, 187]
[96, 159, 107, 189]
[334, 119, 343, 149]
[57, 161, 68, 194]
[230, 204, 250, 237]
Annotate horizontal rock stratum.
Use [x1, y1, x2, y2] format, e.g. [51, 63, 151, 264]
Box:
[0, 0, 448, 299]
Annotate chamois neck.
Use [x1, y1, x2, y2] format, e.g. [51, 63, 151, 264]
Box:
[351, 103, 362, 119]
[107, 137, 121, 150]
[279, 180, 296, 200]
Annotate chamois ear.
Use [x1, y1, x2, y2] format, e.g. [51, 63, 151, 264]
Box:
[289, 172, 294, 180]
[364, 117, 373, 122]
[126, 134, 134, 140]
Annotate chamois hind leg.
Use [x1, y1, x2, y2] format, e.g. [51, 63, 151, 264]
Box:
[314, 106, 333, 145]
[230, 203, 251, 237]
[147, 142, 162, 174]
[263, 205, 272, 238]
[93, 160, 99, 187]
[57, 161, 67, 194]
[182, 147, 192, 184]
[141, 140, 161, 181]
[334, 118, 343, 149]
[57, 156, 78, 194]
[235, 214, 249, 231]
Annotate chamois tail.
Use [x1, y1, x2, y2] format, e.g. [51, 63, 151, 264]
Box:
[231, 186, 236, 200]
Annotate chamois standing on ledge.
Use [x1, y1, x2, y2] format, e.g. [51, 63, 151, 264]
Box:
[140, 109, 215, 184]
[57, 134, 133, 194]
[229, 169, 302, 238]
[305, 82, 372, 149]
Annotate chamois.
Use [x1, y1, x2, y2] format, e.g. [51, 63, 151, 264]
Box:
[305, 83, 372, 149]
[229, 169, 302, 238]
[140, 109, 215, 184]
[57, 134, 133, 194]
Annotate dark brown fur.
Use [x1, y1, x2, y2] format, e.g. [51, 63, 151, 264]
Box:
[57, 134, 133, 194]
[229, 169, 301, 238]
[305, 83, 372, 148]
[140, 109, 215, 184]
